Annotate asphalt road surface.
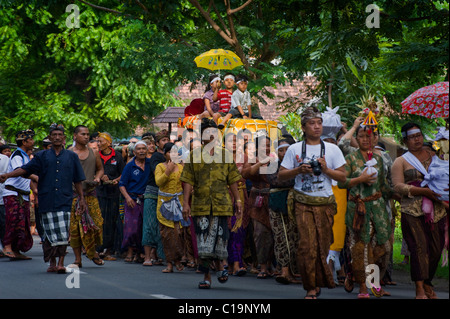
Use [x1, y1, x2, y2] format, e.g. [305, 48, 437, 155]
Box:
[1, 235, 448, 315]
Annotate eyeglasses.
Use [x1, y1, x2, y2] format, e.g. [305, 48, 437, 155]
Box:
[407, 133, 423, 140]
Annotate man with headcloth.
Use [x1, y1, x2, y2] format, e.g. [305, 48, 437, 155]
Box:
[96, 132, 125, 260]
[0, 124, 86, 273]
[180, 118, 243, 289]
[278, 107, 346, 299]
[2, 129, 37, 260]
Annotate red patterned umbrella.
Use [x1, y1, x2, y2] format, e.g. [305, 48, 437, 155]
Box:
[401, 81, 449, 119]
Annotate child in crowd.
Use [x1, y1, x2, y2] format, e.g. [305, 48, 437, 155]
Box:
[216, 73, 235, 129]
[0, 145, 11, 157]
[221, 74, 259, 128]
[199, 74, 222, 124]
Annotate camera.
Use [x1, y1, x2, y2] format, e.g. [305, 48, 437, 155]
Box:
[309, 158, 322, 176]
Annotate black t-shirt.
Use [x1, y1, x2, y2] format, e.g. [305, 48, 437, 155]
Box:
[97, 149, 125, 197]
[147, 151, 166, 188]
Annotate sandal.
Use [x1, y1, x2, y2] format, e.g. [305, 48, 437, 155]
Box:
[233, 268, 247, 277]
[4, 251, 19, 260]
[151, 259, 163, 266]
[143, 260, 153, 266]
[162, 268, 173, 273]
[57, 266, 67, 274]
[344, 276, 354, 293]
[217, 269, 229, 283]
[124, 256, 133, 263]
[257, 271, 268, 279]
[175, 263, 184, 272]
[275, 275, 290, 285]
[198, 280, 211, 289]
[92, 257, 104, 266]
[357, 293, 370, 299]
[67, 262, 82, 269]
[47, 265, 58, 272]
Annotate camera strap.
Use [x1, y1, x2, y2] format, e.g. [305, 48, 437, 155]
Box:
[301, 139, 325, 161]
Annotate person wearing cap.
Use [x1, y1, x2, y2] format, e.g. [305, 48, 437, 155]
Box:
[2, 129, 37, 260]
[0, 124, 87, 273]
[278, 106, 346, 299]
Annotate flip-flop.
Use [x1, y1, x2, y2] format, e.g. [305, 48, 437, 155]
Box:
[233, 268, 247, 277]
[257, 271, 268, 279]
[92, 257, 104, 266]
[275, 275, 290, 285]
[357, 293, 370, 299]
[47, 265, 58, 273]
[143, 260, 153, 266]
[57, 266, 67, 274]
[198, 280, 211, 289]
[217, 269, 229, 283]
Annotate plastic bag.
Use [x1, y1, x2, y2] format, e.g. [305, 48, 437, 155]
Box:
[322, 106, 343, 140]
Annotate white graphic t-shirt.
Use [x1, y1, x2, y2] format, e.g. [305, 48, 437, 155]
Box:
[280, 141, 346, 197]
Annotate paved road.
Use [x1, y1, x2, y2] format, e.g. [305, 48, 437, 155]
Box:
[1, 236, 448, 306]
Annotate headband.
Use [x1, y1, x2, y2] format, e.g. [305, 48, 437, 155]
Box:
[98, 132, 112, 143]
[224, 74, 235, 81]
[210, 77, 221, 85]
[301, 107, 322, 125]
[135, 141, 147, 148]
[401, 128, 421, 138]
[276, 143, 290, 151]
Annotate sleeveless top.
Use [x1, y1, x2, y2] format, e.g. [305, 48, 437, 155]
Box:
[78, 148, 97, 193]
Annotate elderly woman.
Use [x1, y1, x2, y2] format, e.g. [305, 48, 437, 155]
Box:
[391, 123, 447, 299]
[338, 125, 393, 299]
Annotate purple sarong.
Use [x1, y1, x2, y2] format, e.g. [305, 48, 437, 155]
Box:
[121, 201, 143, 251]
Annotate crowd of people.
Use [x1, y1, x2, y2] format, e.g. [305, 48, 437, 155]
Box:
[0, 104, 448, 299]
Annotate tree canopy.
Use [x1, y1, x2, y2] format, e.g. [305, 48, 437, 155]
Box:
[0, 0, 448, 143]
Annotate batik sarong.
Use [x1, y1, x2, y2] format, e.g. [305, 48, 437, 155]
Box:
[159, 222, 184, 264]
[3, 195, 33, 252]
[70, 195, 103, 259]
[401, 213, 446, 284]
[269, 208, 299, 270]
[194, 213, 229, 272]
[294, 200, 336, 291]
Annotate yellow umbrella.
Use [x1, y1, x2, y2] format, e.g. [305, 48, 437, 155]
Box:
[194, 49, 243, 72]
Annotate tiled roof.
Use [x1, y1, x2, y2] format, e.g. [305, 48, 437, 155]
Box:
[150, 106, 186, 123]
[173, 76, 318, 121]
